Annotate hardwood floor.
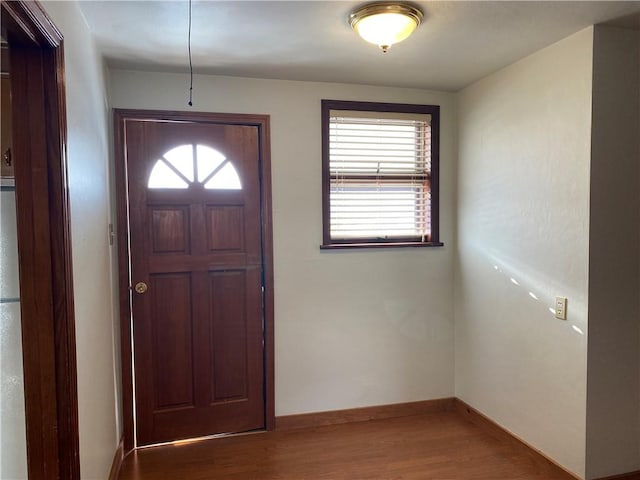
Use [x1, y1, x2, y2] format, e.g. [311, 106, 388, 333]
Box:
[118, 411, 575, 479]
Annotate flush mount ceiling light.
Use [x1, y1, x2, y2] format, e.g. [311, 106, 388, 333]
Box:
[349, 2, 423, 53]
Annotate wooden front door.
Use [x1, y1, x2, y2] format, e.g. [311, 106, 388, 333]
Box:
[123, 117, 267, 446]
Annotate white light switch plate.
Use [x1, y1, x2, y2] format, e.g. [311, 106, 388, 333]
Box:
[555, 296, 567, 320]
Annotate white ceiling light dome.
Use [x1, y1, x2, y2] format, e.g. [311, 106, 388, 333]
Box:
[350, 2, 424, 53]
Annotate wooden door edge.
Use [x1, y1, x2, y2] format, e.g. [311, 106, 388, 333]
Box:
[113, 109, 275, 453]
[1, 1, 80, 478]
[113, 109, 135, 453]
[257, 116, 276, 431]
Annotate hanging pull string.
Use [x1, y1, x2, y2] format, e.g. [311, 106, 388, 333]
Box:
[187, 0, 193, 106]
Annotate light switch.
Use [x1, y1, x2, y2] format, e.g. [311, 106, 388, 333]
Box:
[555, 296, 567, 320]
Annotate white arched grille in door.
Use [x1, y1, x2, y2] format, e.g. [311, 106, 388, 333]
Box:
[148, 144, 242, 190]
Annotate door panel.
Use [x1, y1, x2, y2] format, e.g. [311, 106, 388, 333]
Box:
[150, 207, 190, 254]
[150, 273, 194, 410]
[206, 206, 245, 251]
[125, 119, 265, 446]
[209, 270, 248, 402]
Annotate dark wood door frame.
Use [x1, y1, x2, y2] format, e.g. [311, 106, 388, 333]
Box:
[114, 109, 275, 453]
[1, 1, 80, 479]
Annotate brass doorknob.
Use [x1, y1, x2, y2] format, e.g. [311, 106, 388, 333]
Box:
[134, 282, 148, 294]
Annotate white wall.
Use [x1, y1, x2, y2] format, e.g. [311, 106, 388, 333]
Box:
[456, 28, 594, 477]
[109, 71, 457, 415]
[1, 188, 27, 479]
[585, 25, 640, 480]
[41, 3, 119, 479]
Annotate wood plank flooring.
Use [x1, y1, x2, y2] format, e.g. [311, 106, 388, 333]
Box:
[118, 411, 575, 479]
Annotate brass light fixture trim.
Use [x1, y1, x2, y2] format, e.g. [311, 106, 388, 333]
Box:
[349, 2, 424, 53]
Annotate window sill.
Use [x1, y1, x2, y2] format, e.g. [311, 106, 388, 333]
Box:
[320, 241, 444, 250]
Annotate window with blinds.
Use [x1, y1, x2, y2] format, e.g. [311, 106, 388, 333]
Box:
[321, 100, 441, 248]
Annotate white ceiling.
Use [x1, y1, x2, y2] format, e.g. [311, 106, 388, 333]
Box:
[78, 0, 640, 91]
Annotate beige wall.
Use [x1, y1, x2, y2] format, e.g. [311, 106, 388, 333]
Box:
[0, 193, 27, 477]
[456, 28, 594, 477]
[585, 25, 640, 480]
[41, 2, 119, 479]
[109, 71, 457, 416]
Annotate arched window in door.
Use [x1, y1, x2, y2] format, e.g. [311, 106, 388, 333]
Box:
[148, 144, 242, 190]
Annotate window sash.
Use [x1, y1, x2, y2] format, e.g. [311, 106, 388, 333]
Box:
[329, 179, 431, 241]
[329, 116, 430, 177]
[328, 114, 430, 242]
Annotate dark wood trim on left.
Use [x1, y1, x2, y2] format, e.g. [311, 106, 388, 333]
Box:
[113, 108, 275, 453]
[112, 110, 135, 453]
[1, 1, 80, 479]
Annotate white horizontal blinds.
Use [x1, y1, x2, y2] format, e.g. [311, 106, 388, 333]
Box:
[329, 110, 431, 240]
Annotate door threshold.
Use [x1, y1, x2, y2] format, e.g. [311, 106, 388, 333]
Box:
[137, 429, 268, 450]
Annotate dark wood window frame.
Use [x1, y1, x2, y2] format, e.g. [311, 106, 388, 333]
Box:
[1, 1, 80, 478]
[114, 109, 276, 453]
[321, 99, 442, 249]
